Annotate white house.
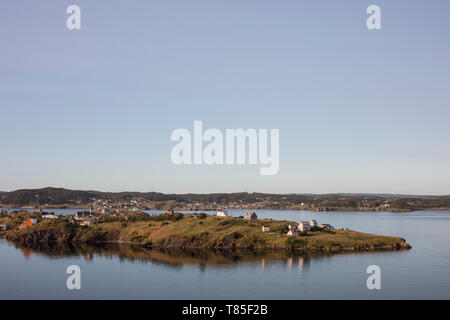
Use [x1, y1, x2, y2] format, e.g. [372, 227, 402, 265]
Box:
[309, 220, 317, 228]
[41, 214, 58, 219]
[217, 209, 230, 217]
[262, 225, 270, 232]
[287, 229, 299, 237]
[244, 211, 257, 220]
[74, 211, 95, 222]
[298, 221, 310, 232]
[79, 220, 93, 226]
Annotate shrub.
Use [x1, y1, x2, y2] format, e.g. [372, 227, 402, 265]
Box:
[148, 213, 184, 222]
[231, 232, 243, 239]
[218, 220, 231, 226]
[172, 213, 183, 221]
[287, 237, 307, 247]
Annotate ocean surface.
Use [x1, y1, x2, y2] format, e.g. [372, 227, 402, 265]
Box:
[1, 209, 450, 299]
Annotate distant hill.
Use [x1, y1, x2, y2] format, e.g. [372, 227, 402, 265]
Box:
[0, 187, 172, 207]
[1, 187, 449, 211]
[295, 193, 448, 199]
[0, 188, 305, 206]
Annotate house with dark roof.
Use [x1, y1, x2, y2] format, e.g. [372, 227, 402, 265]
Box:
[244, 211, 257, 220]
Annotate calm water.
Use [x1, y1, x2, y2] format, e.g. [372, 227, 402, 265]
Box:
[1, 210, 450, 299]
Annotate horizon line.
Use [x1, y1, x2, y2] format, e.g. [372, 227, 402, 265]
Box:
[1, 186, 449, 197]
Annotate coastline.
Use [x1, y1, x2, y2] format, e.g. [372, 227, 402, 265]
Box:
[1, 188, 449, 213]
[2, 213, 412, 252]
[2, 204, 450, 213]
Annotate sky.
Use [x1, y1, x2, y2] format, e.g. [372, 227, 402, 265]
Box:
[0, 0, 449, 194]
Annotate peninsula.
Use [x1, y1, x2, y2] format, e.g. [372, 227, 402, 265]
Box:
[1, 210, 411, 252]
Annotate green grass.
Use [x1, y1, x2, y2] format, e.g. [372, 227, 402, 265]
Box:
[3, 213, 410, 250]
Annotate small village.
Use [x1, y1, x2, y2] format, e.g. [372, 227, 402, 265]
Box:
[1, 190, 412, 213]
[0, 205, 410, 257]
[1, 206, 338, 237]
[0, 206, 140, 231]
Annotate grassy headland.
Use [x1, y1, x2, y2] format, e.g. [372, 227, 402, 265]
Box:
[1, 212, 411, 252]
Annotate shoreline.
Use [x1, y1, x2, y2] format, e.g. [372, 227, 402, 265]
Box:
[2, 235, 411, 252]
[2, 213, 412, 253]
[2, 188, 450, 213]
[3, 238, 411, 253]
[2, 205, 450, 213]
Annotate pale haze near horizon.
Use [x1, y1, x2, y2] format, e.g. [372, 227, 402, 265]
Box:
[0, 0, 449, 195]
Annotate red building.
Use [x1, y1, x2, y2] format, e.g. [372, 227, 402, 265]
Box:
[19, 218, 37, 229]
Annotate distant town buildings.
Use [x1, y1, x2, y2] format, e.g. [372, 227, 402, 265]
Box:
[287, 229, 299, 237]
[0, 225, 10, 231]
[320, 224, 335, 230]
[262, 225, 270, 232]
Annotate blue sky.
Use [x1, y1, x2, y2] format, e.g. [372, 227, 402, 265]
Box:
[1, 0, 449, 194]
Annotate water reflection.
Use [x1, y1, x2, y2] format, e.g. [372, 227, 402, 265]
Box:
[8, 240, 400, 272]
